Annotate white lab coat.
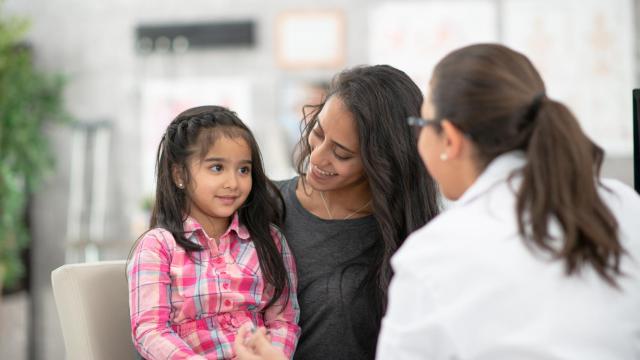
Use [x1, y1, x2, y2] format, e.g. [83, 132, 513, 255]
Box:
[377, 151, 640, 360]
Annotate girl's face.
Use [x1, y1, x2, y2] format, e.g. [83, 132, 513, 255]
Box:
[306, 96, 367, 192]
[182, 136, 252, 232]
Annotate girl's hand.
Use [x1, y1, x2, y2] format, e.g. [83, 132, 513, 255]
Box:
[234, 324, 287, 360]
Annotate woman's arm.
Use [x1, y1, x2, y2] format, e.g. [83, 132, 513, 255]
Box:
[262, 228, 301, 359]
[128, 232, 205, 360]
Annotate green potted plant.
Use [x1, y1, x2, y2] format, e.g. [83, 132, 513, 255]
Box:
[0, 8, 69, 293]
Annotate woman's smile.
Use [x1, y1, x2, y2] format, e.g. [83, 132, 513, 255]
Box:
[309, 164, 338, 183]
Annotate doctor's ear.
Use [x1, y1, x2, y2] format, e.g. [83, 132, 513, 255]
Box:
[440, 120, 467, 161]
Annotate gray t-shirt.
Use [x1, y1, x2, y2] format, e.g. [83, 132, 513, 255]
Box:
[276, 177, 381, 360]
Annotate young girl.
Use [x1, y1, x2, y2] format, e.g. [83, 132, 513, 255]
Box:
[127, 105, 300, 359]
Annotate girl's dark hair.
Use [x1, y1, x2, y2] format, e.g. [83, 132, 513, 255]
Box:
[431, 43, 623, 286]
[136, 105, 289, 308]
[294, 65, 441, 312]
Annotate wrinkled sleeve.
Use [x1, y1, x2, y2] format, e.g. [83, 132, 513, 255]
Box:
[263, 227, 301, 360]
[127, 231, 206, 360]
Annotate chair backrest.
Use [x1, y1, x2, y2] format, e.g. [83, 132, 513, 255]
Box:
[51, 260, 137, 360]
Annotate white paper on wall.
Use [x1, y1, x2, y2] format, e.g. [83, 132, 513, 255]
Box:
[503, 0, 634, 155]
[369, 1, 498, 91]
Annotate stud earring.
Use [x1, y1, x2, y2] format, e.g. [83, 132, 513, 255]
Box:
[177, 183, 184, 189]
[440, 153, 448, 161]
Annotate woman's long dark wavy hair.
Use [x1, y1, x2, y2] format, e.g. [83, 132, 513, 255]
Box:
[431, 43, 624, 286]
[133, 105, 289, 308]
[294, 65, 441, 312]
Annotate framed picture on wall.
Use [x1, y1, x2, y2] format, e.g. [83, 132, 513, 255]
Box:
[275, 10, 346, 69]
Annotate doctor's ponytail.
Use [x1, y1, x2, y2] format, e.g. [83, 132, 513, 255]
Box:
[517, 95, 622, 286]
[431, 43, 624, 286]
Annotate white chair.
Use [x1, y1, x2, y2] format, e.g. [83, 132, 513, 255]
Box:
[51, 260, 138, 359]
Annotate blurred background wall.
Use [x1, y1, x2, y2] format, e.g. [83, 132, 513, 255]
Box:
[1, 0, 638, 358]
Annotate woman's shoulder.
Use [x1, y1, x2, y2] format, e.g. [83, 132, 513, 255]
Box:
[273, 176, 298, 192]
[393, 214, 464, 269]
[598, 178, 640, 248]
[393, 201, 517, 277]
[273, 177, 302, 211]
[598, 179, 640, 227]
[599, 178, 640, 205]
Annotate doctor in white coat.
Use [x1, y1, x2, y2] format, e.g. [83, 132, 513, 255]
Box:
[377, 43, 640, 360]
[234, 43, 640, 360]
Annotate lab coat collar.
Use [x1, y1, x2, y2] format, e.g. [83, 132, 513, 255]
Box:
[454, 151, 527, 207]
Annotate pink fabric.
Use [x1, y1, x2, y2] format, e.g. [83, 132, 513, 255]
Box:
[128, 213, 300, 359]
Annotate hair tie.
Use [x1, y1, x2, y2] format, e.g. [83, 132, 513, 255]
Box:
[526, 92, 546, 121]
[532, 92, 546, 106]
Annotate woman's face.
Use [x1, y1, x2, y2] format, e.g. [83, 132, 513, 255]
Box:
[305, 96, 367, 192]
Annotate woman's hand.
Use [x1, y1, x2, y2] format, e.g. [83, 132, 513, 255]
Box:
[234, 324, 287, 360]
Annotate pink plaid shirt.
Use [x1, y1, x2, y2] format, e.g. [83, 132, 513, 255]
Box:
[127, 213, 300, 359]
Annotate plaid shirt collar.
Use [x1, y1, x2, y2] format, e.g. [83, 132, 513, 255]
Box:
[183, 212, 251, 246]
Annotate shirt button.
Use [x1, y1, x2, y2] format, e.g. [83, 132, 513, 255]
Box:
[220, 271, 227, 276]
[214, 257, 223, 264]
[224, 299, 232, 307]
[223, 283, 229, 289]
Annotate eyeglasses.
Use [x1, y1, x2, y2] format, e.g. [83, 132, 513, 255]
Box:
[406, 116, 441, 128]
[407, 116, 474, 139]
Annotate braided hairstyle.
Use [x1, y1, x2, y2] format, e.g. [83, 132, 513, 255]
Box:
[139, 105, 289, 308]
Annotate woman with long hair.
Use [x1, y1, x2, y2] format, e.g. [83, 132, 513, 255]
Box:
[274, 65, 440, 359]
[378, 43, 640, 359]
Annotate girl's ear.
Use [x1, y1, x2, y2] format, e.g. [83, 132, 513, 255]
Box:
[172, 165, 185, 188]
[440, 119, 466, 161]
